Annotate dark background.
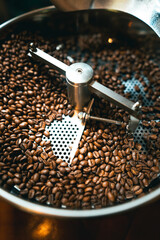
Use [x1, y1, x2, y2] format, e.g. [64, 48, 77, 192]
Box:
[0, 1, 160, 240]
[0, 0, 52, 23]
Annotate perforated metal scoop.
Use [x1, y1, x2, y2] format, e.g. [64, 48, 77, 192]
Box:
[42, 100, 94, 165]
[28, 43, 140, 163]
[42, 112, 85, 164]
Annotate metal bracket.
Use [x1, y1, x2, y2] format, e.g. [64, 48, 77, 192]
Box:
[28, 44, 140, 132]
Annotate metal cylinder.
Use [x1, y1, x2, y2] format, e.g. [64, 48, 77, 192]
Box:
[66, 63, 93, 110]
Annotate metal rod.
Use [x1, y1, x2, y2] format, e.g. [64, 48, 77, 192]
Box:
[88, 114, 123, 125]
[28, 45, 139, 119]
[89, 80, 139, 118]
[83, 98, 95, 124]
[28, 43, 69, 75]
[86, 98, 94, 115]
[78, 112, 123, 125]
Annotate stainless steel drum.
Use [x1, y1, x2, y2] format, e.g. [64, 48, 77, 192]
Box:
[52, 0, 160, 37]
[0, 6, 159, 218]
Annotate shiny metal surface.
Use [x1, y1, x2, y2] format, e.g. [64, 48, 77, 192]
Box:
[28, 43, 69, 75]
[89, 80, 139, 119]
[78, 112, 123, 125]
[127, 102, 141, 132]
[42, 113, 86, 164]
[52, 0, 160, 37]
[92, 0, 160, 37]
[28, 46, 88, 163]
[1, 187, 160, 218]
[0, 6, 159, 218]
[51, 0, 92, 11]
[0, 198, 160, 240]
[66, 63, 93, 110]
[29, 45, 93, 111]
[29, 46, 139, 117]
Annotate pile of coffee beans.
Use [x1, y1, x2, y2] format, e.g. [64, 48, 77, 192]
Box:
[0, 31, 159, 209]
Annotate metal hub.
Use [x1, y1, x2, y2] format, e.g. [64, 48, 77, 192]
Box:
[66, 62, 93, 110]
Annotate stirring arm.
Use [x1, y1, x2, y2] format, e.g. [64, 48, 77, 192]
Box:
[28, 44, 140, 121]
[28, 43, 69, 75]
[89, 80, 140, 119]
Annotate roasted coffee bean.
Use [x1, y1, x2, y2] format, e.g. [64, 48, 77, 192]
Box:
[87, 152, 93, 159]
[19, 122, 28, 128]
[44, 130, 50, 137]
[35, 138, 42, 144]
[28, 189, 35, 199]
[80, 147, 87, 155]
[41, 152, 48, 160]
[33, 173, 39, 182]
[107, 192, 115, 202]
[0, 31, 159, 211]
[150, 134, 157, 140]
[78, 154, 84, 161]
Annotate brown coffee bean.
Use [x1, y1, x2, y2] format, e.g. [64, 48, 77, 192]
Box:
[87, 152, 93, 159]
[35, 132, 42, 138]
[38, 195, 47, 203]
[19, 122, 28, 128]
[40, 169, 49, 175]
[83, 129, 90, 136]
[105, 165, 111, 172]
[80, 160, 88, 166]
[33, 173, 39, 182]
[44, 130, 50, 137]
[131, 167, 139, 176]
[28, 90, 34, 96]
[35, 138, 42, 143]
[0, 30, 159, 211]
[88, 159, 95, 167]
[41, 152, 48, 160]
[125, 192, 134, 199]
[78, 154, 84, 161]
[83, 196, 90, 202]
[28, 189, 35, 199]
[93, 151, 100, 158]
[135, 188, 143, 195]
[80, 147, 87, 155]
[151, 166, 159, 172]
[150, 134, 157, 140]
[107, 192, 115, 202]
[13, 178, 21, 185]
[108, 170, 115, 178]
[102, 181, 108, 188]
[134, 85, 140, 92]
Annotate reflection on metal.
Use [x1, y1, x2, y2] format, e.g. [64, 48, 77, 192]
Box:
[51, 0, 92, 11]
[0, 6, 159, 218]
[128, 21, 133, 28]
[127, 101, 140, 132]
[78, 112, 123, 126]
[89, 80, 139, 119]
[31, 218, 57, 239]
[52, 0, 160, 36]
[93, 0, 160, 37]
[28, 45, 139, 119]
[108, 38, 113, 44]
[42, 113, 86, 164]
[28, 43, 69, 75]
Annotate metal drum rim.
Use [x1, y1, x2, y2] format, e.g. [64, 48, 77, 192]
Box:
[0, 5, 159, 218]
